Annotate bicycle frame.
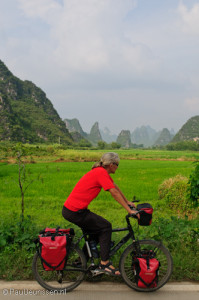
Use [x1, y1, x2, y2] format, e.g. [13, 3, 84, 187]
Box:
[109, 215, 136, 256]
[74, 215, 137, 264]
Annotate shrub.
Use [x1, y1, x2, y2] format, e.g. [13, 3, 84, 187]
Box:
[0, 215, 38, 251]
[0, 215, 39, 280]
[140, 216, 199, 281]
[187, 162, 199, 208]
[158, 175, 191, 213]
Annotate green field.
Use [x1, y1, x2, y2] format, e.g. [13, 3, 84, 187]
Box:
[2, 144, 199, 163]
[0, 159, 194, 226]
[0, 149, 198, 281]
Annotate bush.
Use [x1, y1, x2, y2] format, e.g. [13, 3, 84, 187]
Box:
[158, 175, 191, 213]
[166, 140, 199, 151]
[0, 215, 40, 280]
[0, 215, 38, 251]
[187, 162, 199, 208]
[140, 216, 199, 281]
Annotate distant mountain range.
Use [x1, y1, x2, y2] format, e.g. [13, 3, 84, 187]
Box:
[64, 118, 175, 147]
[1, 58, 199, 148]
[100, 127, 118, 143]
[64, 118, 102, 146]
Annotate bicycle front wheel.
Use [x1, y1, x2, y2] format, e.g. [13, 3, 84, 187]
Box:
[119, 240, 173, 292]
[32, 244, 87, 292]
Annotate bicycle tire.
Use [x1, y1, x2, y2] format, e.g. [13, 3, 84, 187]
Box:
[119, 239, 173, 292]
[32, 244, 87, 292]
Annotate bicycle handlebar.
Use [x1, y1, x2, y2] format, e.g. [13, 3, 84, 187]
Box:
[127, 204, 144, 219]
[128, 205, 136, 210]
[132, 196, 140, 203]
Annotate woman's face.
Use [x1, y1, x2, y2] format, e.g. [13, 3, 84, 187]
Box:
[107, 162, 119, 174]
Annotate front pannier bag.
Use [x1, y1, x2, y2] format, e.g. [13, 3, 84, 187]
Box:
[134, 257, 160, 288]
[137, 203, 153, 226]
[36, 227, 74, 271]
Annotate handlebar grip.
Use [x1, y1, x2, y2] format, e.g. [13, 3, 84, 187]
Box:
[130, 213, 138, 219]
[127, 212, 138, 219]
[128, 205, 136, 210]
[127, 210, 143, 219]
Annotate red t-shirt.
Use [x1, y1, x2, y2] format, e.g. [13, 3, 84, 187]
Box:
[64, 167, 115, 211]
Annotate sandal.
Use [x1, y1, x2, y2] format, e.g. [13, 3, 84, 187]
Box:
[98, 261, 120, 276]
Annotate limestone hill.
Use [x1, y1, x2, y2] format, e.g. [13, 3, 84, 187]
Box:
[0, 60, 73, 144]
[172, 116, 199, 143]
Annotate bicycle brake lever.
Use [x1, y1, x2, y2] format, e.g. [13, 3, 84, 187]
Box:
[129, 209, 143, 218]
[132, 196, 140, 203]
[128, 204, 136, 210]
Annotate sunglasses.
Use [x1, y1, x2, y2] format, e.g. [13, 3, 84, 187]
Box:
[113, 162, 119, 167]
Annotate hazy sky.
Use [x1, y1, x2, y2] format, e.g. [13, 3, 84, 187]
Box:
[1, 0, 199, 134]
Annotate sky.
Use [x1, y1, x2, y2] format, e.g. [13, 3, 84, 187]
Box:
[1, 0, 199, 135]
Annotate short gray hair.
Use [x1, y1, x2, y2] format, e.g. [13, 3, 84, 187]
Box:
[92, 152, 120, 169]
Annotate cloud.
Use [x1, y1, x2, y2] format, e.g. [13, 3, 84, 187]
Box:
[177, 1, 199, 35]
[2, 0, 179, 92]
[184, 97, 199, 112]
[18, 0, 61, 19]
[1, 0, 199, 134]
[17, 0, 162, 77]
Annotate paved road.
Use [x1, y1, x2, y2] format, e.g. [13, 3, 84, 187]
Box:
[0, 281, 198, 300]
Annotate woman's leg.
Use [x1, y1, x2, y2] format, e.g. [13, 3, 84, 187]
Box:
[62, 206, 112, 260]
[62, 206, 120, 275]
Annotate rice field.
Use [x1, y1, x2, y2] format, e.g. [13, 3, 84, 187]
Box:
[0, 159, 194, 227]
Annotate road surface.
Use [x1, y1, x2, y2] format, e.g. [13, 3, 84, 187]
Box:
[0, 281, 198, 300]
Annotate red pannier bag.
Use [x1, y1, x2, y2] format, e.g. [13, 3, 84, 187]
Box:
[134, 257, 160, 288]
[37, 227, 74, 271]
[137, 203, 153, 226]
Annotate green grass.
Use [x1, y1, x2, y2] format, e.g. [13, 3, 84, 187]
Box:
[56, 148, 199, 161]
[0, 159, 194, 226]
[2, 144, 199, 163]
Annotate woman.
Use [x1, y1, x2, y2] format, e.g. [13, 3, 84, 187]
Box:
[62, 152, 136, 276]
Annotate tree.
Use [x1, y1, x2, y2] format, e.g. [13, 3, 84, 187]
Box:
[13, 143, 40, 225]
[97, 141, 107, 149]
[78, 139, 92, 148]
[111, 142, 121, 149]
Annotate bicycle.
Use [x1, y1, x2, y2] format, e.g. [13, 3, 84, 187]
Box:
[32, 204, 173, 293]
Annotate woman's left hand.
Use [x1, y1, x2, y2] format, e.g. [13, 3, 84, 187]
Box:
[127, 201, 136, 208]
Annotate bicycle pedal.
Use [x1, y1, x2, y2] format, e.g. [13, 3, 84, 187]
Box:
[57, 271, 63, 283]
[91, 269, 104, 276]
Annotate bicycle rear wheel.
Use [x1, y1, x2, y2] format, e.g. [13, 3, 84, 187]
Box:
[119, 239, 173, 292]
[32, 244, 87, 292]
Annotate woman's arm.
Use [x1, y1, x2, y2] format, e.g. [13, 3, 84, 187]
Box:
[114, 183, 136, 208]
[108, 188, 136, 214]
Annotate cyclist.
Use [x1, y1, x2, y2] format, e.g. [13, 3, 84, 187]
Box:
[62, 152, 136, 276]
